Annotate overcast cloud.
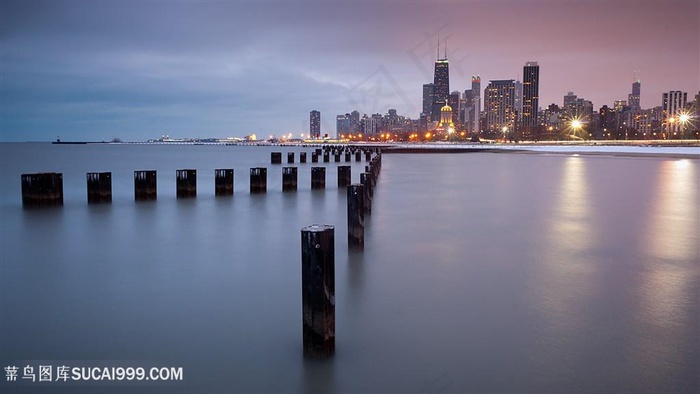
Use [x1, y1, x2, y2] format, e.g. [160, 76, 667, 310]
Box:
[1, 0, 698, 141]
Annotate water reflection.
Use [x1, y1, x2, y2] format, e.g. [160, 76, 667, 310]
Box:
[647, 160, 698, 261]
[628, 159, 699, 386]
[534, 157, 596, 369]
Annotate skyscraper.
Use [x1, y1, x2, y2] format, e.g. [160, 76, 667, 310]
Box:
[628, 79, 641, 110]
[310, 110, 321, 139]
[422, 83, 434, 120]
[522, 62, 539, 140]
[431, 41, 450, 122]
[662, 91, 688, 138]
[449, 91, 460, 126]
[484, 79, 517, 137]
[472, 76, 481, 134]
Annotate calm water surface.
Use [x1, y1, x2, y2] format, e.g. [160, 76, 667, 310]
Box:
[1, 143, 698, 393]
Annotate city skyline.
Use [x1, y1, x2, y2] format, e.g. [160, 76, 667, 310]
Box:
[1, 0, 698, 141]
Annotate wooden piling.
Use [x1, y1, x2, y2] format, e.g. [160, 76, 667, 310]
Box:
[86, 172, 112, 204]
[347, 184, 364, 249]
[312, 152, 319, 163]
[311, 167, 326, 189]
[134, 170, 157, 201]
[300, 152, 307, 163]
[334, 153, 341, 162]
[365, 151, 372, 161]
[250, 167, 267, 193]
[337, 166, 351, 188]
[271, 152, 282, 164]
[283, 166, 298, 192]
[355, 151, 361, 162]
[323, 152, 330, 163]
[21, 173, 63, 208]
[360, 172, 372, 214]
[288, 152, 295, 164]
[344, 151, 351, 162]
[301, 224, 335, 358]
[176, 169, 197, 198]
[215, 169, 234, 196]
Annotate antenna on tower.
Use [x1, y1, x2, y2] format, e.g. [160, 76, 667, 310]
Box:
[437, 34, 440, 60]
[444, 37, 447, 59]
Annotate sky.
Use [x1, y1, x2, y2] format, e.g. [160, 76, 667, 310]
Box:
[1, 0, 698, 142]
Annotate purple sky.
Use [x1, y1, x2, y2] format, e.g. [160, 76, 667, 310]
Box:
[1, 0, 698, 141]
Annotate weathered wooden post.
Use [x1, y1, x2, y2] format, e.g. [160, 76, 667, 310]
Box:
[347, 184, 364, 249]
[311, 167, 326, 189]
[271, 152, 282, 164]
[134, 170, 157, 201]
[21, 173, 63, 208]
[334, 153, 341, 162]
[301, 224, 335, 358]
[360, 172, 372, 214]
[337, 166, 351, 188]
[250, 167, 267, 193]
[355, 151, 361, 162]
[344, 151, 351, 162]
[176, 169, 197, 198]
[283, 166, 298, 192]
[215, 169, 234, 196]
[287, 152, 295, 164]
[312, 152, 319, 163]
[323, 152, 330, 163]
[365, 151, 372, 161]
[315, 148, 322, 156]
[300, 152, 307, 163]
[86, 172, 111, 204]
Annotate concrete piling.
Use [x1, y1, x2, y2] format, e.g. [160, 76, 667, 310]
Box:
[134, 170, 157, 201]
[21, 173, 63, 208]
[283, 166, 298, 192]
[86, 172, 112, 204]
[311, 167, 326, 189]
[301, 224, 335, 358]
[250, 167, 267, 193]
[176, 169, 197, 198]
[337, 166, 351, 188]
[215, 169, 234, 196]
[271, 152, 282, 164]
[360, 172, 372, 214]
[347, 184, 364, 249]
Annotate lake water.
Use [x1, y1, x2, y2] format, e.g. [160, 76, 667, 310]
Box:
[1, 143, 698, 393]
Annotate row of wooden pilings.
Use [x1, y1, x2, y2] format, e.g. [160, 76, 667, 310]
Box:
[302, 152, 382, 358]
[20, 148, 383, 359]
[271, 146, 372, 164]
[20, 147, 380, 207]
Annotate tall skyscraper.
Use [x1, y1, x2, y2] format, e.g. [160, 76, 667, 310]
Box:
[422, 83, 434, 120]
[449, 91, 460, 126]
[310, 110, 321, 139]
[629, 79, 641, 110]
[472, 76, 481, 134]
[662, 91, 688, 138]
[484, 79, 517, 136]
[431, 41, 450, 122]
[522, 62, 540, 140]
